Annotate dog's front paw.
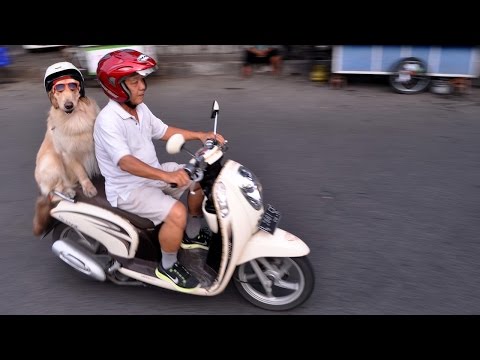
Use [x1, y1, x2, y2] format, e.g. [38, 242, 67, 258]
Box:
[64, 188, 77, 198]
[82, 182, 98, 198]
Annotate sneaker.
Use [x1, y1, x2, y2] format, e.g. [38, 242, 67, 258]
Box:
[155, 262, 200, 291]
[181, 226, 212, 250]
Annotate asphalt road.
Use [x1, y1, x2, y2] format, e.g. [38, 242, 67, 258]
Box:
[1, 60, 480, 314]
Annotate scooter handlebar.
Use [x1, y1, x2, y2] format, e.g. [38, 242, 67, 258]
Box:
[183, 163, 196, 179]
[170, 166, 196, 188]
[171, 138, 227, 188]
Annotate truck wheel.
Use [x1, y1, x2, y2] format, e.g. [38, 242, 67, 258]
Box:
[389, 57, 430, 94]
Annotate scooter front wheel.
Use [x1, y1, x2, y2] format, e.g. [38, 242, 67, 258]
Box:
[233, 256, 314, 311]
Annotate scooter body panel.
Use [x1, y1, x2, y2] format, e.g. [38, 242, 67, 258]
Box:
[50, 201, 139, 258]
[205, 160, 262, 293]
[237, 228, 310, 264]
[205, 160, 310, 295]
[117, 267, 212, 295]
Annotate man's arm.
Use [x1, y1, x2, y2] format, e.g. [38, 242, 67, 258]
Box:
[162, 126, 225, 144]
[118, 155, 191, 187]
[162, 126, 203, 142]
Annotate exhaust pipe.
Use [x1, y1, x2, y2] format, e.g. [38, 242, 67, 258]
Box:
[52, 238, 107, 281]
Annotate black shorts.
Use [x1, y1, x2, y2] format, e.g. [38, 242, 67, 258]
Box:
[244, 48, 279, 65]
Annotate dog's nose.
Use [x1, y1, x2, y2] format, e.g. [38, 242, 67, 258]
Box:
[64, 102, 74, 111]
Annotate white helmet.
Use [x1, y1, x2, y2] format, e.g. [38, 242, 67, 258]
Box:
[44, 61, 85, 97]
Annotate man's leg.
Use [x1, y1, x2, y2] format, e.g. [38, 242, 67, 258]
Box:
[183, 182, 211, 250]
[185, 183, 205, 239]
[117, 185, 200, 289]
[187, 182, 203, 217]
[158, 201, 187, 254]
[243, 50, 257, 77]
[156, 200, 200, 289]
[117, 186, 186, 263]
[267, 48, 282, 75]
[160, 162, 210, 249]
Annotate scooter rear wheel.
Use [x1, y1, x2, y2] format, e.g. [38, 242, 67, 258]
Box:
[233, 256, 314, 311]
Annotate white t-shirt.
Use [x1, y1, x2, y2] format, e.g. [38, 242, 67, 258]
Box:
[93, 99, 168, 206]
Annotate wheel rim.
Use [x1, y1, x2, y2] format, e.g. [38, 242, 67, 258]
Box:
[236, 257, 306, 306]
[391, 74, 430, 93]
[391, 60, 430, 93]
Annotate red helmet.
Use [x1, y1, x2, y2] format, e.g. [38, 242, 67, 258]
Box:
[96, 49, 158, 103]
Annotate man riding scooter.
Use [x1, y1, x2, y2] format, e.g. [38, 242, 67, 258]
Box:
[93, 49, 225, 291]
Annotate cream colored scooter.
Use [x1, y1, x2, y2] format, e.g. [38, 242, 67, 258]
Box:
[47, 100, 314, 311]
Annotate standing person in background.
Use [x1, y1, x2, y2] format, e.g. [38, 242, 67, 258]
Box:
[242, 45, 282, 77]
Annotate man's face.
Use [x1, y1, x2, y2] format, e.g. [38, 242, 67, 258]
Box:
[124, 74, 146, 105]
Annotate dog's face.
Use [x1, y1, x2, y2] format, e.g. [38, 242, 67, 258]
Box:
[48, 78, 81, 114]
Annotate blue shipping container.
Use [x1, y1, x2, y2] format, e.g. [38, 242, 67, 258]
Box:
[332, 45, 480, 78]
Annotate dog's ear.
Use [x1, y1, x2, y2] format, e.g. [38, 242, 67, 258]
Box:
[48, 91, 59, 109]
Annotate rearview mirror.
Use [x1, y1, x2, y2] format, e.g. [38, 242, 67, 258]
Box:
[211, 100, 219, 119]
[166, 133, 186, 154]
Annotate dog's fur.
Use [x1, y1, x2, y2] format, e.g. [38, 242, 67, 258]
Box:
[33, 79, 100, 236]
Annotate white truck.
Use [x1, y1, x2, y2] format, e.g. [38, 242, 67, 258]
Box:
[63, 45, 157, 79]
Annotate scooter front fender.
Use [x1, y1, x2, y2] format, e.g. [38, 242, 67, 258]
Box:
[237, 228, 310, 265]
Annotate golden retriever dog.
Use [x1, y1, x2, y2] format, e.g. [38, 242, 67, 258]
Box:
[33, 62, 100, 236]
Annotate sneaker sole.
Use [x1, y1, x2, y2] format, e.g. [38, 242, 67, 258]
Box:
[154, 268, 200, 293]
[180, 242, 209, 251]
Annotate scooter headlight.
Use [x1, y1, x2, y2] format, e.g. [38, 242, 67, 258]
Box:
[236, 166, 263, 210]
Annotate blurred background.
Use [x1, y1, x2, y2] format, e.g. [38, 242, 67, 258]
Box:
[1, 44, 480, 314]
[2, 45, 479, 92]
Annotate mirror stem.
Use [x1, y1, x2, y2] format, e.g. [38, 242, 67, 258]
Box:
[184, 148, 196, 157]
[213, 112, 218, 142]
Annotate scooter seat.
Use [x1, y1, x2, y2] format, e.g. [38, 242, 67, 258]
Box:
[74, 176, 156, 230]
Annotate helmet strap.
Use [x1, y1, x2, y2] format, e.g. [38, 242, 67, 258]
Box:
[121, 78, 148, 108]
[124, 100, 137, 109]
